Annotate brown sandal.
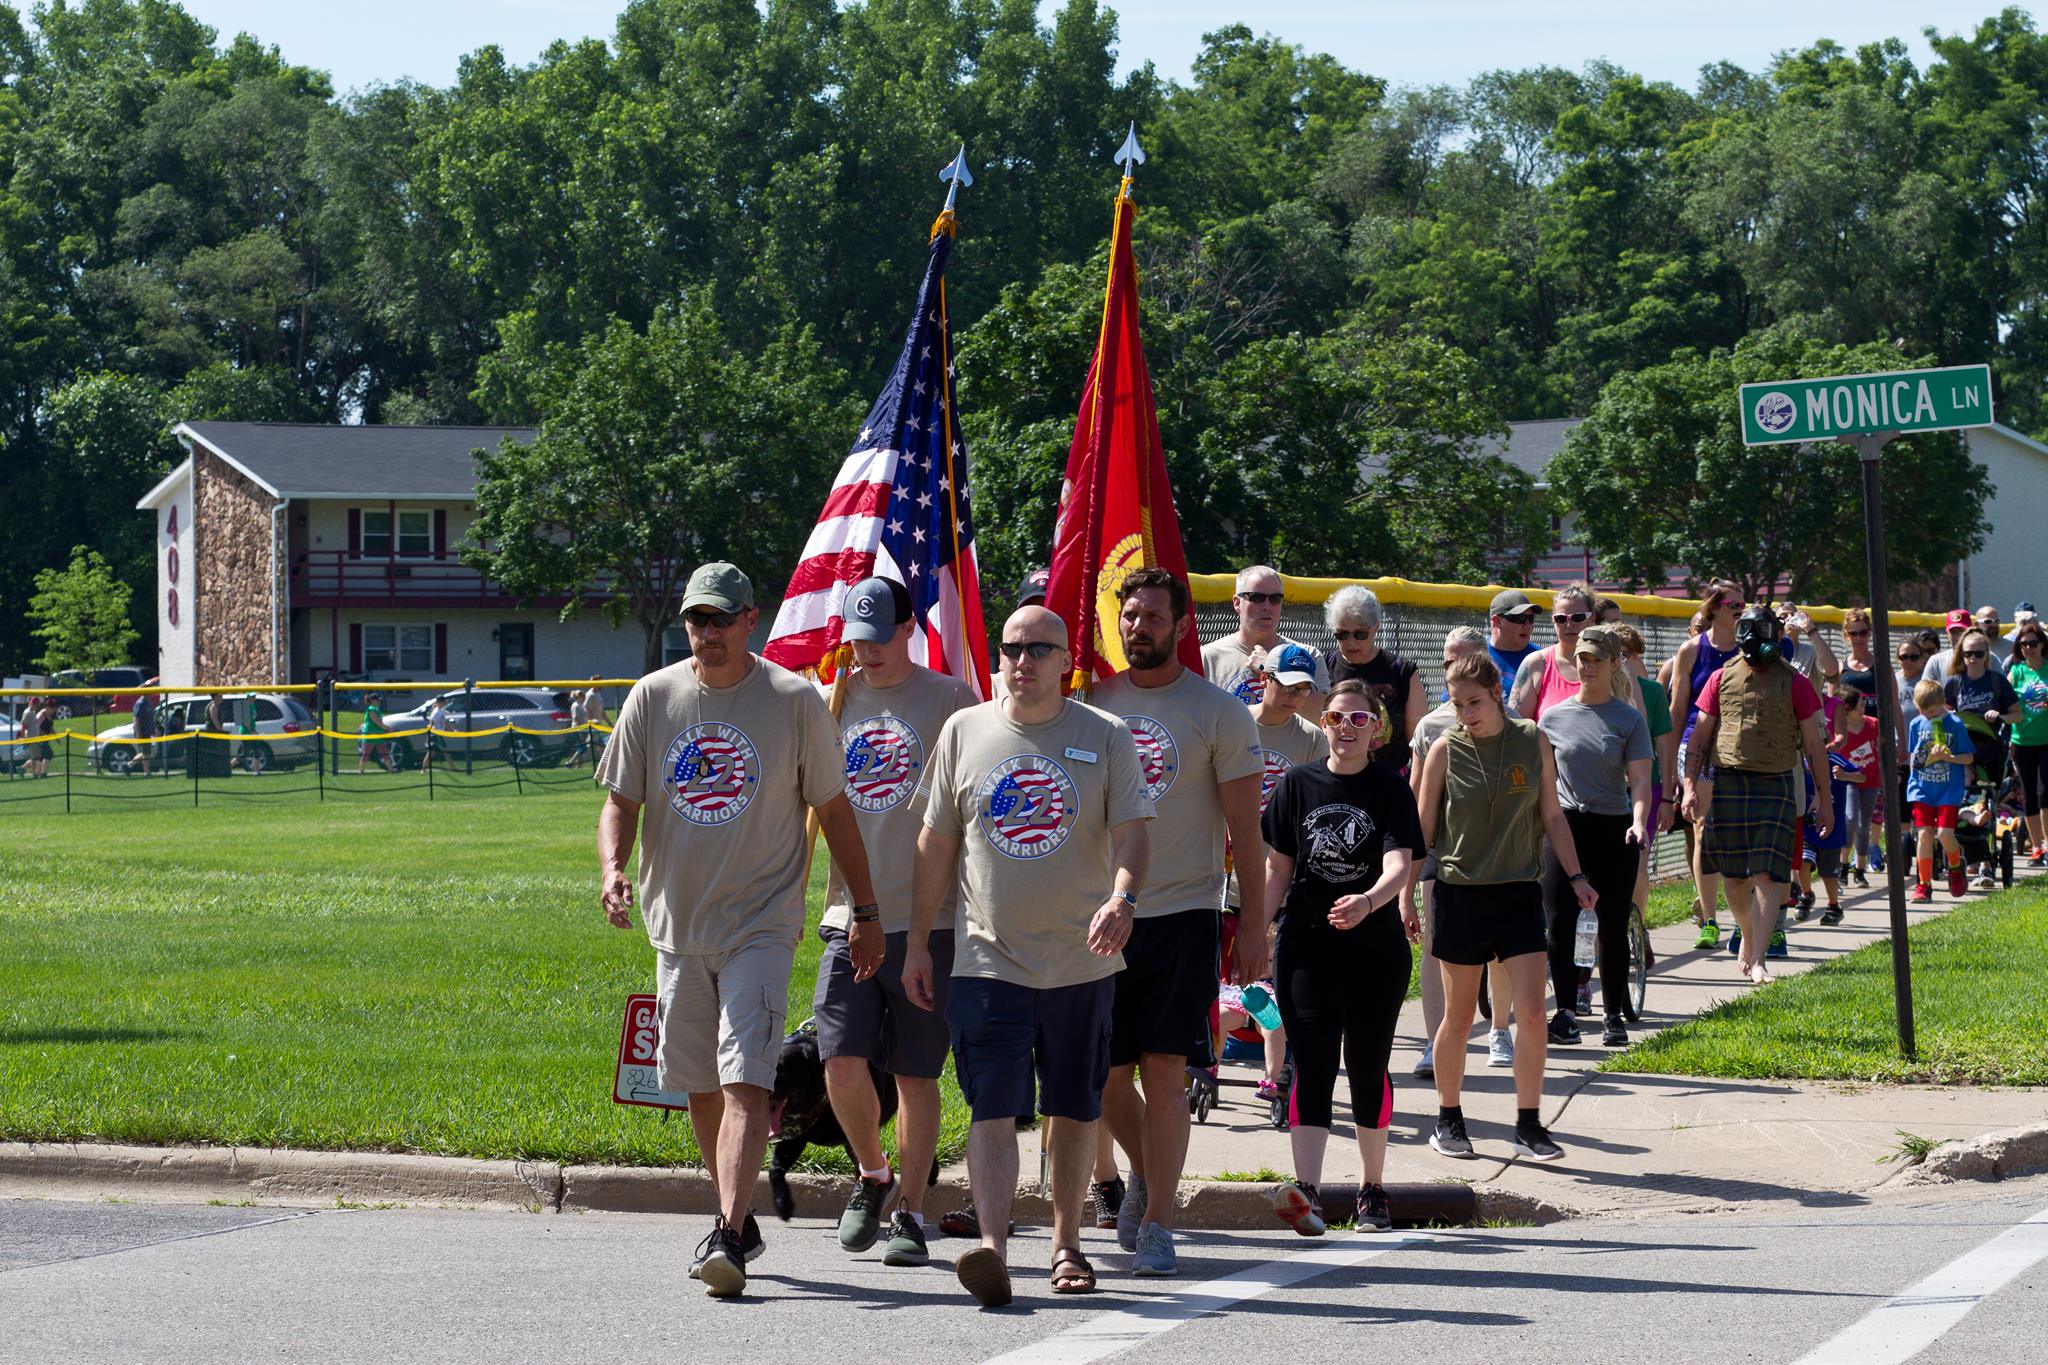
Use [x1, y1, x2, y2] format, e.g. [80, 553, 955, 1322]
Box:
[956, 1246, 1013, 1307]
[1049, 1247, 1096, 1294]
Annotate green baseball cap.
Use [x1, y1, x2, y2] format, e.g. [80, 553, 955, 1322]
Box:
[681, 561, 754, 613]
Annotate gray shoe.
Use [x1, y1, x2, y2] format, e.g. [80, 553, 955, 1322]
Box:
[838, 1173, 895, 1253]
[1487, 1028, 1514, 1067]
[1116, 1176, 1148, 1252]
[1412, 1044, 1434, 1079]
[1131, 1220, 1177, 1277]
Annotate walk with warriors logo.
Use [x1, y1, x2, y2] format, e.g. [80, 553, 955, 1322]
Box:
[978, 754, 1079, 859]
[1125, 715, 1179, 800]
[841, 714, 923, 813]
[1256, 748, 1290, 811]
[665, 723, 759, 826]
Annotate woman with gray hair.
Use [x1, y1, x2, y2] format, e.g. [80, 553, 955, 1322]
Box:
[1323, 585, 1425, 773]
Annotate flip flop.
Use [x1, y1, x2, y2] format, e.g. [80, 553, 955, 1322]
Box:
[955, 1246, 1012, 1307]
[1049, 1247, 1096, 1294]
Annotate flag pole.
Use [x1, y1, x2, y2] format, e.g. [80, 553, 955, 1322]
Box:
[934, 146, 980, 697]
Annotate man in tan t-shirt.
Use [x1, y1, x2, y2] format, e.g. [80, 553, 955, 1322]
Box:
[596, 561, 879, 1300]
[1089, 567, 1263, 1277]
[904, 606, 1152, 1306]
[1200, 563, 1329, 705]
[812, 577, 977, 1267]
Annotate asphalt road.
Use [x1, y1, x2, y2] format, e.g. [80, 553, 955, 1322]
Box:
[3, 1178, 2044, 1363]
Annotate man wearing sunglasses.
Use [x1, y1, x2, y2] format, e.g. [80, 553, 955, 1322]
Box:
[1091, 567, 1265, 1276]
[1202, 565, 1328, 707]
[1485, 590, 1541, 710]
[905, 606, 1153, 1306]
[596, 562, 880, 1298]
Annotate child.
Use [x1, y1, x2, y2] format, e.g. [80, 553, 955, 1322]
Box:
[1906, 679, 1975, 901]
[1797, 752, 1855, 924]
[1956, 792, 1996, 888]
[1827, 686, 1881, 886]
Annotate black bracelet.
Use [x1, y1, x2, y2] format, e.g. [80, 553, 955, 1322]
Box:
[851, 904, 880, 923]
[1569, 872, 1590, 885]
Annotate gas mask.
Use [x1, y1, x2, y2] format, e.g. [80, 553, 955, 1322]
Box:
[1735, 606, 1782, 665]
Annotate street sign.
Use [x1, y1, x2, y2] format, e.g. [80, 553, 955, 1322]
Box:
[1738, 364, 1993, 446]
[613, 993, 688, 1111]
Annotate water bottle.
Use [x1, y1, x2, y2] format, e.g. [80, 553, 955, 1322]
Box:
[1573, 909, 1598, 968]
[1239, 981, 1283, 1032]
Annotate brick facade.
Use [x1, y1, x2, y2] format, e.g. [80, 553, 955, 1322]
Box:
[193, 448, 279, 685]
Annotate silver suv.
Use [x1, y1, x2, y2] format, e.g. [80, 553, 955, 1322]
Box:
[380, 688, 577, 768]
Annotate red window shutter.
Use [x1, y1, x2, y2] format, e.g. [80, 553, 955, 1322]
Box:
[349, 623, 363, 673]
[433, 510, 447, 557]
[347, 508, 361, 556]
[434, 623, 448, 675]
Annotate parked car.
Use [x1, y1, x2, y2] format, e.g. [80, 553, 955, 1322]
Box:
[48, 667, 152, 718]
[90, 694, 318, 774]
[380, 688, 577, 768]
[0, 712, 20, 774]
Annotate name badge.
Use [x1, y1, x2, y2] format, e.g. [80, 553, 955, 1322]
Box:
[1064, 746, 1098, 763]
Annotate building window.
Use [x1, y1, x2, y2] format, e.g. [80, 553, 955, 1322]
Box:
[661, 626, 692, 666]
[364, 623, 435, 673]
[362, 509, 432, 558]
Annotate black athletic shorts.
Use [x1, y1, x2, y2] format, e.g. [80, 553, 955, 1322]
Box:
[1110, 906, 1220, 1067]
[1430, 879, 1547, 966]
[812, 928, 954, 1080]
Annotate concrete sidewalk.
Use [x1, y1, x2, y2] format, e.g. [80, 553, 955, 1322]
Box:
[1146, 864, 2048, 1217]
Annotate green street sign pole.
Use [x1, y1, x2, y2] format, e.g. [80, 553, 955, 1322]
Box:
[1739, 363, 1994, 1062]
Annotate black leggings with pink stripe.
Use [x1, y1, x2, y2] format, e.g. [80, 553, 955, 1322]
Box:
[1274, 904, 1412, 1130]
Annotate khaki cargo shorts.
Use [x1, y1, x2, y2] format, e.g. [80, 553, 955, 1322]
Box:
[654, 937, 795, 1094]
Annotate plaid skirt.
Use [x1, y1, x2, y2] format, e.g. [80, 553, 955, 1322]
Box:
[1703, 767, 1798, 883]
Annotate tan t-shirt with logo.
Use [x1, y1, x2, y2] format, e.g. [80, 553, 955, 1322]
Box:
[1201, 632, 1329, 707]
[924, 698, 1155, 989]
[821, 664, 979, 934]
[1229, 711, 1329, 906]
[597, 655, 841, 955]
[1091, 668, 1263, 917]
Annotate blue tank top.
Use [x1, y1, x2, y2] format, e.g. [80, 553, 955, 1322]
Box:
[1682, 638, 1740, 741]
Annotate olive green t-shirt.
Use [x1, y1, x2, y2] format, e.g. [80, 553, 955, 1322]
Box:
[923, 698, 1155, 988]
[1228, 711, 1329, 906]
[1201, 633, 1330, 707]
[597, 656, 842, 955]
[1434, 718, 1546, 887]
[821, 665, 980, 934]
[1091, 668, 1264, 917]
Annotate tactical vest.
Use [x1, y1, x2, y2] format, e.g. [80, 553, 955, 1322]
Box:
[1711, 658, 1800, 773]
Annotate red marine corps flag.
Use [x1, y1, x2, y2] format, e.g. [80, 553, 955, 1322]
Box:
[1045, 125, 1201, 688]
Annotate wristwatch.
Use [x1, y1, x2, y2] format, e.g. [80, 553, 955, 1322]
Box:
[1112, 890, 1138, 911]
[851, 903, 881, 924]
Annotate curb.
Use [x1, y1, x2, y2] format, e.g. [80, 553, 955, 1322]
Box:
[1882, 1122, 2048, 1187]
[0, 1142, 1512, 1229]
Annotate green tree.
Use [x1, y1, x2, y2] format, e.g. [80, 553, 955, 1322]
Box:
[465, 300, 853, 670]
[29, 546, 139, 673]
[1548, 327, 1992, 602]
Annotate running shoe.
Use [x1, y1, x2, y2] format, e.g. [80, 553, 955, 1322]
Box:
[1512, 1122, 1565, 1162]
[1411, 1047, 1434, 1081]
[1357, 1182, 1393, 1232]
[2030, 846, 2046, 868]
[838, 1172, 895, 1252]
[1727, 928, 1742, 957]
[1766, 931, 1788, 960]
[1870, 845, 1885, 871]
[1975, 872, 1996, 890]
[1911, 882, 1933, 903]
[693, 1218, 747, 1298]
[1546, 1009, 1581, 1045]
[1820, 905, 1845, 926]
[1601, 1017, 1628, 1048]
[1948, 869, 1968, 898]
[880, 1210, 929, 1267]
[1851, 868, 1870, 888]
[1574, 979, 1593, 1017]
[1487, 1028, 1514, 1068]
[1272, 1181, 1326, 1236]
[1116, 1176, 1148, 1252]
[1430, 1113, 1475, 1159]
[1694, 920, 1721, 950]
[1131, 1221, 1179, 1276]
[688, 1213, 763, 1279]
[1795, 891, 1815, 921]
[1088, 1177, 1125, 1231]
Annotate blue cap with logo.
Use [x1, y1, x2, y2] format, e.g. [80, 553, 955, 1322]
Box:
[841, 576, 913, 643]
[1267, 643, 1320, 687]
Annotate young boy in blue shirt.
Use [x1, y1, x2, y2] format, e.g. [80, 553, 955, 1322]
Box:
[1906, 679, 1975, 901]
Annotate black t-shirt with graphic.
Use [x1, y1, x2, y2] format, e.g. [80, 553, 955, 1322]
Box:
[1261, 759, 1426, 932]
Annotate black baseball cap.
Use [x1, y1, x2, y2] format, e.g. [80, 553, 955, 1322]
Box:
[1017, 567, 1051, 606]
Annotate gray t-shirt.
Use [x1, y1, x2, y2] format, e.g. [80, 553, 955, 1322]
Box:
[1409, 700, 1459, 769]
[1538, 695, 1652, 816]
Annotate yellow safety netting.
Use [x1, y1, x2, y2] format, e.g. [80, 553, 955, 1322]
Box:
[0, 722, 615, 747]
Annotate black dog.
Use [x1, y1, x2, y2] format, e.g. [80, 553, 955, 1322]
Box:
[765, 1022, 939, 1221]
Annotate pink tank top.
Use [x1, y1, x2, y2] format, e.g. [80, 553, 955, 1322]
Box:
[1529, 644, 1581, 721]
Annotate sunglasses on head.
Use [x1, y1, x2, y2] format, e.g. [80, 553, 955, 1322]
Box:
[1321, 709, 1377, 730]
[685, 609, 742, 629]
[999, 640, 1064, 661]
[1553, 611, 1591, 625]
[1238, 591, 1284, 605]
[1333, 627, 1376, 641]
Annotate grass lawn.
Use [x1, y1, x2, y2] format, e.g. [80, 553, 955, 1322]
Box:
[1604, 876, 2048, 1085]
[0, 790, 964, 1171]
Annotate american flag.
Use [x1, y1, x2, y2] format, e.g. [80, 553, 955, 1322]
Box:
[765, 216, 991, 698]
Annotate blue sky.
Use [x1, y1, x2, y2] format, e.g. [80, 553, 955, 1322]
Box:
[175, 1, 2013, 94]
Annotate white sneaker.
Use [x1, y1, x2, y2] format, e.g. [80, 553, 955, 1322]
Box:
[1975, 873, 1996, 889]
[1487, 1028, 1514, 1067]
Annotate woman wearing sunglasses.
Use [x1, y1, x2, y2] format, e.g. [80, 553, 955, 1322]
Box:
[1260, 681, 1424, 1236]
[1667, 580, 1744, 949]
[2004, 622, 2048, 865]
[1417, 654, 1594, 1163]
[1323, 586, 1424, 775]
[1507, 582, 1597, 723]
[1943, 630, 2017, 842]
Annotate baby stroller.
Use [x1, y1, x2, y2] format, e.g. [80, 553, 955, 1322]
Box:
[1201, 912, 1291, 1130]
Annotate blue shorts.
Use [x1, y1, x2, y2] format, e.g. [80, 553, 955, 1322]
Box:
[946, 975, 1114, 1123]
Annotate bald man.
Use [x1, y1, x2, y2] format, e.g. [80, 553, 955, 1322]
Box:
[1201, 564, 1329, 705]
[905, 606, 1155, 1306]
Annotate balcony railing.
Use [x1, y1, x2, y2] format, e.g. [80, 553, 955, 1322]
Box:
[289, 550, 612, 611]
